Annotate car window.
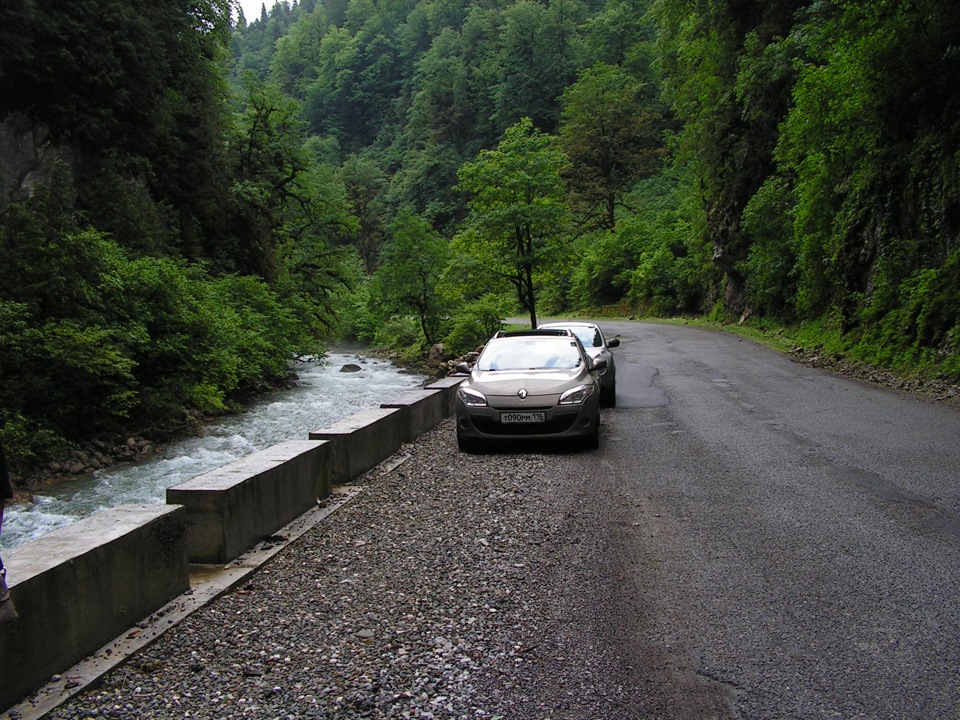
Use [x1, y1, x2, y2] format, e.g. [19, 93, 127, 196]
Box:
[478, 339, 582, 371]
[562, 326, 601, 348]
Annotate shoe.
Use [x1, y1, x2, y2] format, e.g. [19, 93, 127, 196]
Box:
[0, 568, 17, 623]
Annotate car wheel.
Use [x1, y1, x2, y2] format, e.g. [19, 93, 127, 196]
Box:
[581, 426, 600, 451]
[457, 432, 481, 453]
[601, 383, 617, 408]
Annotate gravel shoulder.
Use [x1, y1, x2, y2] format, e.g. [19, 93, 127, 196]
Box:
[45, 416, 730, 720]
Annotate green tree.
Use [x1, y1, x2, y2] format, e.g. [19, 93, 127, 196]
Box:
[0, 0, 231, 149]
[372, 212, 451, 345]
[230, 79, 355, 295]
[492, 0, 570, 133]
[775, 0, 960, 335]
[580, 0, 653, 70]
[440, 293, 512, 355]
[455, 117, 571, 328]
[340, 155, 388, 273]
[297, 6, 403, 151]
[559, 62, 666, 231]
[0, 179, 139, 440]
[0, 0, 236, 255]
[652, 0, 809, 315]
[404, 28, 476, 152]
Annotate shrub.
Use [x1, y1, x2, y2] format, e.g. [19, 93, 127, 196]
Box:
[442, 294, 511, 355]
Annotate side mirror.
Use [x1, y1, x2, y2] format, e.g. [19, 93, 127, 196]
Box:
[607, 337, 620, 349]
[454, 361, 472, 375]
[592, 358, 608, 372]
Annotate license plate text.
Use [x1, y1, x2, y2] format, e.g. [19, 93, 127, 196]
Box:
[501, 412, 546, 424]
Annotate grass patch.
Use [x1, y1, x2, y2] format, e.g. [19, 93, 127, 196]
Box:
[663, 314, 959, 386]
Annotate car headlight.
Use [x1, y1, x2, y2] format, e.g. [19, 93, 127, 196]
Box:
[457, 386, 488, 407]
[559, 384, 595, 405]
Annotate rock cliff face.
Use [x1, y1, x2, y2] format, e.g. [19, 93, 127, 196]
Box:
[0, 113, 75, 213]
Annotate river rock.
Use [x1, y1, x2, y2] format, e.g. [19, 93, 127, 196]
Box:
[340, 363, 363, 373]
[428, 343, 446, 364]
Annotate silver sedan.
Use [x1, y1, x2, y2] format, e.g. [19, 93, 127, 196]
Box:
[454, 330, 606, 452]
[537, 321, 620, 406]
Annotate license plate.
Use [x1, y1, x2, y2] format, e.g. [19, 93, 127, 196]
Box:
[501, 411, 546, 424]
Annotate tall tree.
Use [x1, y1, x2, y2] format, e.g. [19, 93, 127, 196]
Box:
[340, 156, 388, 273]
[229, 78, 356, 334]
[455, 117, 570, 328]
[559, 62, 666, 231]
[492, 0, 570, 133]
[372, 212, 451, 345]
[0, 0, 235, 259]
[775, 0, 960, 331]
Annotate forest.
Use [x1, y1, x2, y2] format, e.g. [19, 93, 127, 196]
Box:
[0, 0, 958, 472]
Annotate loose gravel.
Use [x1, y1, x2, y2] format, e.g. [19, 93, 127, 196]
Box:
[43, 418, 662, 720]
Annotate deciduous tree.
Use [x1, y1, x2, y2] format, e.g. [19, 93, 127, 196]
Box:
[455, 118, 570, 328]
[559, 62, 666, 231]
[372, 212, 451, 345]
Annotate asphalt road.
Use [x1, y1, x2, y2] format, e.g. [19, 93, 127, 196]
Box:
[560, 320, 960, 719]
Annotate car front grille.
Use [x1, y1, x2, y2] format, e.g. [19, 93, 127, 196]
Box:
[469, 415, 578, 436]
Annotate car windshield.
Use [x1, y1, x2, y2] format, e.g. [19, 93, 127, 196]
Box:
[478, 338, 583, 371]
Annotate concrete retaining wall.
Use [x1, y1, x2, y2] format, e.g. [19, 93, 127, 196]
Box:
[166, 439, 334, 565]
[1, 376, 461, 713]
[308, 407, 403, 483]
[424, 376, 465, 417]
[381, 388, 445, 442]
[0, 505, 189, 711]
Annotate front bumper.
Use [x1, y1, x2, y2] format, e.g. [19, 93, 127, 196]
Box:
[455, 398, 600, 442]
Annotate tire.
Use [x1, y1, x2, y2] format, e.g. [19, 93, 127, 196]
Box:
[601, 383, 617, 408]
[581, 425, 600, 451]
[457, 432, 481, 453]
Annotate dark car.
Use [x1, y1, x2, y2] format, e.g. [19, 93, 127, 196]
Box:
[538, 321, 620, 406]
[454, 330, 606, 452]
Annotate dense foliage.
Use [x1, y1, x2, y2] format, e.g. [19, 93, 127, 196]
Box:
[653, 0, 960, 376]
[0, 0, 349, 465]
[2, 0, 958, 470]
[247, 0, 960, 380]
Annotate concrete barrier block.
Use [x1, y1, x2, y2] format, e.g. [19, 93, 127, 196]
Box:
[308, 407, 403, 483]
[0, 504, 189, 712]
[426, 376, 466, 416]
[166, 440, 333, 565]
[381, 388, 445, 442]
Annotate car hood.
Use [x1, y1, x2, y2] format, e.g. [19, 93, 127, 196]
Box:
[467, 368, 587, 397]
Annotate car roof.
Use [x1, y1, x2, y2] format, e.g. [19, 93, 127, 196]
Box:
[538, 321, 598, 328]
[492, 328, 574, 338]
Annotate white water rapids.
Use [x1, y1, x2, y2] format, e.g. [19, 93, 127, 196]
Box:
[1, 352, 426, 550]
